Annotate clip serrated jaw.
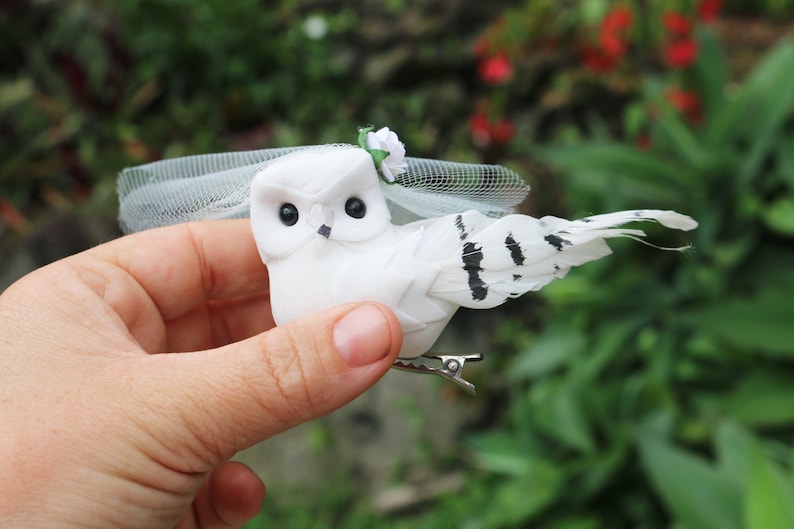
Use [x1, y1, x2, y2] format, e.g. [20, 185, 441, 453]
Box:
[392, 353, 483, 394]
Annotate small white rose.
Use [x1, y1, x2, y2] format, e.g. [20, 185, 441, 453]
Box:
[365, 127, 407, 182]
[303, 15, 328, 40]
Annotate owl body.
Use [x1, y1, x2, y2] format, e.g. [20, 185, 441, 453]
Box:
[265, 223, 459, 359]
[251, 145, 698, 360]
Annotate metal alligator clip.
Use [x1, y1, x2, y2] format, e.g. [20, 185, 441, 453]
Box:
[392, 353, 483, 395]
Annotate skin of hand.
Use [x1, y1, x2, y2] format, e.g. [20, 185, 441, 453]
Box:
[0, 219, 402, 529]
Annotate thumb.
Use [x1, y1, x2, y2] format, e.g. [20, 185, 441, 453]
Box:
[131, 302, 402, 471]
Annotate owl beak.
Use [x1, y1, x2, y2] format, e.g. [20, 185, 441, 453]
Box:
[309, 203, 334, 238]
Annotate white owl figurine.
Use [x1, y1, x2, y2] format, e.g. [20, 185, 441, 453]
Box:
[248, 132, 697, 377]
[118, 127, 697, 393]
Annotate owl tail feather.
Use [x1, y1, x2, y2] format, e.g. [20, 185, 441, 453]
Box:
[561, 209, 698, 252]
[431, 209, 697, 309]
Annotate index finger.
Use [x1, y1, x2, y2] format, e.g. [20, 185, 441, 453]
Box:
[84, 219, 268, 321]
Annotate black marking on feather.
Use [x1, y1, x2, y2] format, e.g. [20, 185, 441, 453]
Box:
[582, 217, 593, 223]
[462, 242, 488, 301]
[455, 214, 468, 240]
[505, 233, 525, 265]
[545, 234, 572, 252]
[513, 274, 522, 282]
[553, 264, 561, 272]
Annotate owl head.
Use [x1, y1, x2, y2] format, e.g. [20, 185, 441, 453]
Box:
[250, 146, 392, 262]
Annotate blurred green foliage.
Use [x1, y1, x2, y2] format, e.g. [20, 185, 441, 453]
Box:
[0, 0, 488, 236]
[466, 29, 794, 528]
[3, 1, 794, 528]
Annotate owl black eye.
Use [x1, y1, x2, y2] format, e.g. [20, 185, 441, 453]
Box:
[279, 203, 299, 226]
[344, 197, 366, 219]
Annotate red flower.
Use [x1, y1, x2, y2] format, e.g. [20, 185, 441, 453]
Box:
[468, 109, 515, 146]
[581, 45, 620, 73]
[478, 54, 513, 85]
[664, 39, 698, 68]
[698, 0, 723, 22]
[489, 119, 516, 144]
[600, 7, 632, 55]
[582, 6, 633, 73]
[663, 12, 692, 35]
[581, 7, 632, 73]
[660, 10, 698, 69]
[600, 32, 627, 57]
[601, 7, 633, 33]
[666, 87, 703, 124]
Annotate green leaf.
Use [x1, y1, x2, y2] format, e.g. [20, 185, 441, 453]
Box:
[746, 443, 794, 529]
[535, 143, 690, 187]
[531, 380, 595, 453]
[714, 422, 794, 529]
[777, 137, 794, 189]
[710, 38, 794, 136]
[468, 433, 536, 477]
[477, 477, 560, 528]
[576, 314, 648, 382]
[534, 142, 695, 208]
[763, 197, 794, 236]
[639, 435, 742, 529]
[624, 101, 649, 138]
[653, 103, 712, 171]
[510, 326, 584, 379]
[693, 27, 728, 126]
[710, 233, 756, 269]
[723, 371, 794, 427]
[679, 291, 794, 356]
[0, 78, 34, 112]
[706, 38, 794, 182]
[715, 422, 753, 487]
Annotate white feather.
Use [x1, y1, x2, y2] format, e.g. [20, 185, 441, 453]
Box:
[430, 209, 697, 309]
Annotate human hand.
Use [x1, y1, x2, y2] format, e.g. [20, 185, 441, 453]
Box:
[0, 219, 402, 529]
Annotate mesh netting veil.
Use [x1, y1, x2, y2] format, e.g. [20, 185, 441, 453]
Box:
[118, 144, 530, 233]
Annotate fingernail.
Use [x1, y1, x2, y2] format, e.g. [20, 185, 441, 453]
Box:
[333, 304, 392, 367]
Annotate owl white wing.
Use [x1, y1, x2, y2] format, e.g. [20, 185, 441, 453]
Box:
[333, 228, 462, 358]
[428, 209, 698, 309]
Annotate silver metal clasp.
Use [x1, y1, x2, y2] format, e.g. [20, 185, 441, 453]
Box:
[392, 353, 483, 394]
